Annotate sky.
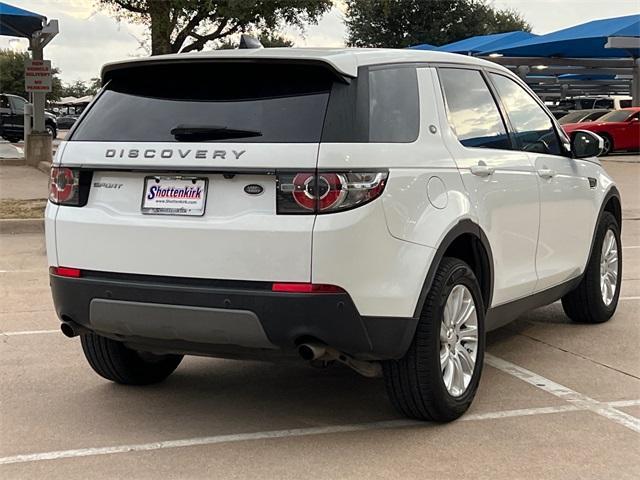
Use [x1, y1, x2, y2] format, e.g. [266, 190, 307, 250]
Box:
[1, 0, 638, 84]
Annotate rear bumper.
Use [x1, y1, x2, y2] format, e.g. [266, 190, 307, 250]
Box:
[50, 271, 417, 360]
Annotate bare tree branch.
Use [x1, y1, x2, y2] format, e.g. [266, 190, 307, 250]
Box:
[180, 21, 242, 53]
[171, 8, 210, 53]
[111, 0, 148, 15]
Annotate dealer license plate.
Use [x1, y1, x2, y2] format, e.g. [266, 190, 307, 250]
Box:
[141, 176, 208, 216]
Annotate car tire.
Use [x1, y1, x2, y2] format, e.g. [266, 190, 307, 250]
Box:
[46, 124, 57, 139]
[383, 257, 485, 422]
[600, 134, 613, 156]
[562, 211, 621, 323]
[80, 333, 183, 385]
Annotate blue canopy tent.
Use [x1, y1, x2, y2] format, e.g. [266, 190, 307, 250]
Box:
[477, 15, 639, 58]
[0, 2, 45, 38]
[408, 43, 438, 51]
[475, 15, 640, 104]
[437, 31, 537, 55]
[0, 2, 58, 139]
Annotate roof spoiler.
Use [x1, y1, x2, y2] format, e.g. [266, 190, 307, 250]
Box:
[101, 58, 353, 85]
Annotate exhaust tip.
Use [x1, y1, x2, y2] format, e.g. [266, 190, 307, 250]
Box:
[60, 321, 78, 338]
[298, 344, 315, 361]
[298, 342, 327, 361]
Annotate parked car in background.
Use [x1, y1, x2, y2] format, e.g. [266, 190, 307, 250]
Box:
[550, 110, 569, 120]
[558, 109, 611, 125]
[562, 107, 640, 155]
[556, 96, 632, 111]
[56, 114, 79, 130]
[0, 93, 58, 141]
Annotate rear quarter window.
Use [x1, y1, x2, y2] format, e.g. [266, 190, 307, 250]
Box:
[368, 67, 419, 143]
[321, 65, 419, 143]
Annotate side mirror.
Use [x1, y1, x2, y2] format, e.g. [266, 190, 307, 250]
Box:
[571, 130, 603, 158]
[629, 117, 639, 122]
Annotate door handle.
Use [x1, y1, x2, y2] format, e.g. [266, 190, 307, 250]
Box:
[470, 165, 495, 177]
[537, 168, 556, 179]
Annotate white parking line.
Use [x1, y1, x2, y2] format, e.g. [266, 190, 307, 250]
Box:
[0, 270, 44, 273]
[485, 354, 640, 433]
[620, 296, 640, 301]
[1, 329, 58, 336]
[623, 245, 640, 249]
[0, 401, 632, 466]
[609, 399, 640, 408]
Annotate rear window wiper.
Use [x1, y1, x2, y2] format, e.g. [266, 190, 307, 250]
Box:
[170, 125, 262, 141]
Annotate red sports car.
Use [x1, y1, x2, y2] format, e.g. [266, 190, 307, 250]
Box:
[562, 107, 640, 155]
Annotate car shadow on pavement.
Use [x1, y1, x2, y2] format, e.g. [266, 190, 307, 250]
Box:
[72, 358, 399, 438]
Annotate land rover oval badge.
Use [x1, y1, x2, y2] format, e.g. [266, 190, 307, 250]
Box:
[244, 184, 264, 196]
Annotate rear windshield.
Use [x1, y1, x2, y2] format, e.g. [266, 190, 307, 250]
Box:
[558, 111, 588, 124]
[71, 63, 334, 143]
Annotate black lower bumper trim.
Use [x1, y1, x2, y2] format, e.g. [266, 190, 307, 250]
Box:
[49, 271, 416, 360]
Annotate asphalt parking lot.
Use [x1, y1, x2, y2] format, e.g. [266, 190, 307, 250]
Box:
[1, 157, 639, 479]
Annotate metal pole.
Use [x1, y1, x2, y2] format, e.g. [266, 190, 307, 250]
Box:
[633, 57, 640, 107]
[29, 38, 46, 133]
[24, 102, 33, 138]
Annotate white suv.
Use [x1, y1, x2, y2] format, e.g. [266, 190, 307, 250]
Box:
[46, 48, 622, 422]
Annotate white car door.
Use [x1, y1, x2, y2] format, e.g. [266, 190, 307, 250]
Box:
[436, 67, 540, 307]
[488, 72, 597, 291]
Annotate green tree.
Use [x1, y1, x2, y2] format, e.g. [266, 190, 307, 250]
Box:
[59, 78, 101, 98]
[98, 0, 331, 55]
[61, 80, 90, 98]
[0, 49, 63, 101]
[88, 77, 102, 95]
[257, 31, 294, 47]
[344, 0, 531, 48]
[216, 31, 294, 49]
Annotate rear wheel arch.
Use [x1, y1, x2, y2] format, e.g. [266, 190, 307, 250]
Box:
[414, 220, 494, 318]
[603, 192, 622, 230]
[582, 186, 622, 272]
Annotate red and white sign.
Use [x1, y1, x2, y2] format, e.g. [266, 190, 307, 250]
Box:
[25, 59, 52, 93]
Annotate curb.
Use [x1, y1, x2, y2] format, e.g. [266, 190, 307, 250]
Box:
[0, 218, 44, 235]
[37, 161, 51, 174]
[0, 158, 26, 166]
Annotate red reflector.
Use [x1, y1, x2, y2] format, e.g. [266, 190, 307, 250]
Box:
[51, 267, 82, 278]
[271, 283, 344, 293]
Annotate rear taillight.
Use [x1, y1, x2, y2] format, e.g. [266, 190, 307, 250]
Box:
[272, 282, 344, 293]
[276, 171, 387, 214]
[50, 266, 82, 278]
[49, 167, 92, 206]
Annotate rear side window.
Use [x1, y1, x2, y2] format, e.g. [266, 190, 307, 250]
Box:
[321, 66, 419, 143]
[9, 96, 25, 114]
[594, 99, 613, 109]
[439, 68, 511, 150]
[71, 63, 334, 143]
[368, 67, 419, 142]
[489, 73, 561, 156]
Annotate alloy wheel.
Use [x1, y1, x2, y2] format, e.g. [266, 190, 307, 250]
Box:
[600, 229, 619, 306]
[439, 284, 478, 397]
